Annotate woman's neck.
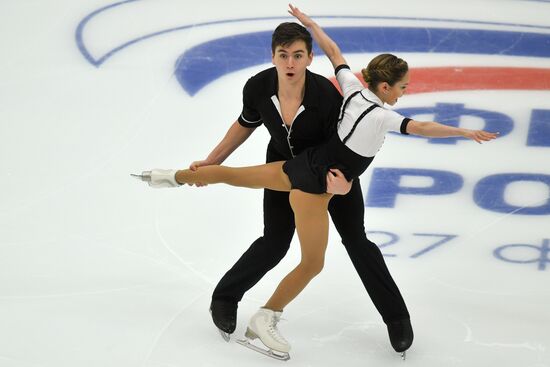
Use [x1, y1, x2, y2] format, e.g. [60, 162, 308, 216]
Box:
[371, 89, 386, 105]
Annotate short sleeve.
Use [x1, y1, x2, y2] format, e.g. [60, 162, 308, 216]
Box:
[380, 109, 411, 135]
[237, 78, 263, 128]
[335, 65, 364, 99]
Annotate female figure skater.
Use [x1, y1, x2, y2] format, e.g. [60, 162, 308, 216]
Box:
[136, 4, 497, 360]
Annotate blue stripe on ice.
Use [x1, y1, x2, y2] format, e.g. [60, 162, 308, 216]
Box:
[175, 27, 550, 95]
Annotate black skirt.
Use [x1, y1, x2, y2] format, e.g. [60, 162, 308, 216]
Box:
[282, 134, 375, 194]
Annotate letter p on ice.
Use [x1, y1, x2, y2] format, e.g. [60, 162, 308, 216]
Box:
[366, 168, 464, 207]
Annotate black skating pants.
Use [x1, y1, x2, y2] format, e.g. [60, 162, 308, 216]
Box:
[212, 178, 410, 323]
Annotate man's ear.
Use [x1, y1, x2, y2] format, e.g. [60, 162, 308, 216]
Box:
[307, 51, 313, 66]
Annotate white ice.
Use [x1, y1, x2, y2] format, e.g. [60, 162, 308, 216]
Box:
[0, 1, 549, 366]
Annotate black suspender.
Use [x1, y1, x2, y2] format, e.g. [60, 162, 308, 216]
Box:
[342, 104, 379, 144]
[337, 90, 362, 125]
[338, 90, 380, 144]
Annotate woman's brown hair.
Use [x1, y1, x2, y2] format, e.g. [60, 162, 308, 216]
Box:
[361, 54, 408, 92]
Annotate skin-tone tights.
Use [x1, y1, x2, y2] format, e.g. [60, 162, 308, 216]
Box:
[175, 163, 333, 311]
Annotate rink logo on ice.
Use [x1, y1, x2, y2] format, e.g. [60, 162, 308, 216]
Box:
[76, 1, 550, 95]
[76, 1, 550, 216]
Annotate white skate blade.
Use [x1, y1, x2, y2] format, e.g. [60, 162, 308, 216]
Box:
[236, 338, 290, 361]
[400, 351, 406, 361]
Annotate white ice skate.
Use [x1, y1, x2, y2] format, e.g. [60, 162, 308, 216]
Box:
[236, 308, 290, 361]
[131, 169, 181, 188]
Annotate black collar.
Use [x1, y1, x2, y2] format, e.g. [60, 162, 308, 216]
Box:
[267, 68, 320, 108]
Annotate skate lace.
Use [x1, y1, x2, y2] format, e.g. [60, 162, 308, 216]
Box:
[268, 315, 288, 344]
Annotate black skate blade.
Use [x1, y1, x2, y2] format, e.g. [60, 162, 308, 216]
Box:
[208, 309, 232, 342]
[236, 338, 290, 361]
[218, 329, 231, 342]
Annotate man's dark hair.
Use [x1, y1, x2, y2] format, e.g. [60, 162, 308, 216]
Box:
[271, 22, 313, 54]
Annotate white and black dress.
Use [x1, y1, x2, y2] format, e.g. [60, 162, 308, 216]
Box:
[282, 64, 411, 194]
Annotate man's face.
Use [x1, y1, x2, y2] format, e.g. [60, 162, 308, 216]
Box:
[272, 40, 313, 83]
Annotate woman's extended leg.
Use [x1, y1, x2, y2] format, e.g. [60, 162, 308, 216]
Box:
[174, 161, 292, 192]
[242, 190, 332, 355]
[264, 189, 333, 311]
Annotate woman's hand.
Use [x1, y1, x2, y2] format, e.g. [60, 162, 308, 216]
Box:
[288, 4, 315, 28]
[463, 129, 499, 144]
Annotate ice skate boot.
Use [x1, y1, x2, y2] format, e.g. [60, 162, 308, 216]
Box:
[131, 169, 181, 188]
[237, 308, 290, 361]
[387, 318, 414, 360]
[209, 299, 237, 342]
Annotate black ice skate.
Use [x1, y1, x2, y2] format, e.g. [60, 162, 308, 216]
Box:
[209, 299, 237, 342]
[387, 318, 414, 360]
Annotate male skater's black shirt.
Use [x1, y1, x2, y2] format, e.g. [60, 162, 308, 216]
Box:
[237, 67, 343, 162]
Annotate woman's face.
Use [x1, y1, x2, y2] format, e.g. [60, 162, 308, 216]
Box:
[381, 71, 410, 105]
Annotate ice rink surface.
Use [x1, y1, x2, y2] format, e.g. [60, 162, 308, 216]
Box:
[1, 0, 549, 366]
